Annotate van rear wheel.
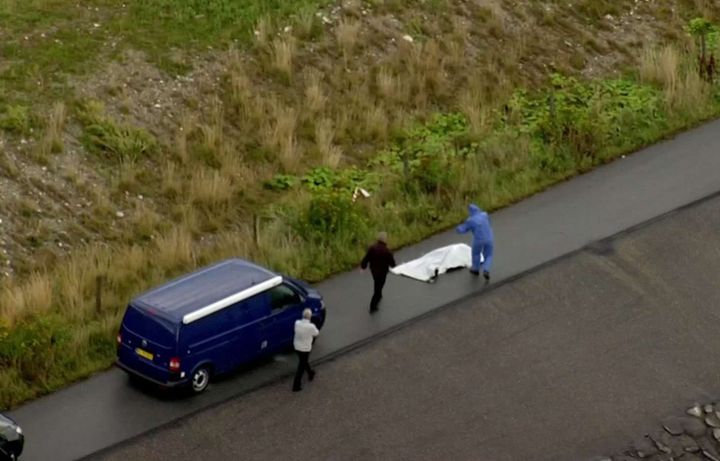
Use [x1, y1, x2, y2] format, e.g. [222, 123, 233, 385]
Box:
[191, 366, 211, 393]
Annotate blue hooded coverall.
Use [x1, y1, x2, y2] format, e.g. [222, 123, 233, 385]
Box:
[456, 204, 494, 274]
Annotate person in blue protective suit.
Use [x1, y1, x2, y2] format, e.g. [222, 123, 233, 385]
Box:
[456, 204, 494, 281]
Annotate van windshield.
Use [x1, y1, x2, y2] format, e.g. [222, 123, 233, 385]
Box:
[122, 305, 177, 348]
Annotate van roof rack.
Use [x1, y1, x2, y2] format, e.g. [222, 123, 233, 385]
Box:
[131, 259, 280, 323]
[182, 275, 282, 324]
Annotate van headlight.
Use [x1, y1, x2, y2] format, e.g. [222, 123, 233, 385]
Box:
[320, 300, 325, 310]
[15, 425, 22, 435]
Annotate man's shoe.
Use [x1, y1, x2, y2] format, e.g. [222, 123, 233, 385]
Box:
[292, 386, 302, 392]
[369, 307, 379, 313]
[308, 370, 316, 382]
[469, 269, 480, 276]
[483, 271, 490, 281]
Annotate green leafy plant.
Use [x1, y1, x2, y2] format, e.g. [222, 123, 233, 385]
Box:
[293, 191, 368, 242]
[687, 17, 719, 81]
[266, 166, 380, 193]
[508, 74, 664, 166]
[264, 174, 299, 190]
[0, 314, 71, 385]
[0, 105, 34, 135]
[79, 103, 157, 163]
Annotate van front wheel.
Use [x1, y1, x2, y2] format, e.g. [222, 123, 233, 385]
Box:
[190, 366, 211, 393]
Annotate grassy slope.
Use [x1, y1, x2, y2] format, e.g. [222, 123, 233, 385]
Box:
[0, 0, 719, 407]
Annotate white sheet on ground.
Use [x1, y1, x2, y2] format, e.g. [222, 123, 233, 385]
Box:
[390, 243, 480, 282]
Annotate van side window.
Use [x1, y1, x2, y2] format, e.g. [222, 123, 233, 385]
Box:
[268, 284, 300, 312]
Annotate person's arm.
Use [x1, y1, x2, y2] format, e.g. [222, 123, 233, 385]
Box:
[311, 324, 320, 337]
[360, 247, 371, 269]
[456, 219, 470, 234]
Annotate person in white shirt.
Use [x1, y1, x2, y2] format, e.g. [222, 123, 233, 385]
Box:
[293, 308, 320, 392]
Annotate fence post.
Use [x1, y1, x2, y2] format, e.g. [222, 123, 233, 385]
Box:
[253, 214, 261, 247]
[95, 275, 103, 313]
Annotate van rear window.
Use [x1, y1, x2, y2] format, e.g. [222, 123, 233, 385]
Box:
[122, 305, 177, 347]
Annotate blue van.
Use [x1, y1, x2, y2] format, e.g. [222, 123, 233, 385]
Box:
[116, 258, 326, 394]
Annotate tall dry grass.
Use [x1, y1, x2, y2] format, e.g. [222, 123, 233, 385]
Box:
[154, 227, 194, 272]
[114, 159, 141, 193]
[0, 149, 20, 178]
[398, 39, 448, 108]
[293, 7, 318, 39]
[128, 201, 163, 241]
[263, 100, 301, 171]
[314, 118, 342, 167]
[228, 62, 252, 109]
[375, 66, 398, 101]
[639, 45, 711, 113]
[336, 19, 362, 63]
[36, 102, 66, 158]
[485, 3, 507, 38]
[175, 111, 194, 164]
[672, 71, 711, 115]
[253, 16, 274, 49]
[105, 244, 146, 291]
[31, 101, 66, 162]
[161, 159, 181, 198]
[56, 247, 108, 319]
[639, 46, 680, 89]
[419, 39, 447, 95]
[0, 272, 53, 325]
[175, 202, 200, 236]
[199, 102, 226, 160]
[257, 216, 307, 275]
[188, 169, 234, 207]
[270, 37, 296, 79]
[304, 71, 327, 114]
[458, 88, 492, 137]
[208, 226, 258, 262]
[363, 104, 389, 141]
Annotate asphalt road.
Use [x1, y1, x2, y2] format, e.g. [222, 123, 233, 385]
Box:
[8, 118, 720, 461]
[93, 192, 720, 461]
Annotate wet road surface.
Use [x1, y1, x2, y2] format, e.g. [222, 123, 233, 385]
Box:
[95, 192, 720, 461]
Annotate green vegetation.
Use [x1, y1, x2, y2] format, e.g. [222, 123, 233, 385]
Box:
[80, 103, 158, 163]
[126, 0, 331, 46]
[0, 1, 719, 408]
[0, 105, 35, 135]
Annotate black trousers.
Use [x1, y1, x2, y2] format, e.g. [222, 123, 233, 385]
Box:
[293, 350, 313, 390]
[370, 273, 387, 311]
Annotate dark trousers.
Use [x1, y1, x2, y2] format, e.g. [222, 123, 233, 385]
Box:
[293, 350, 313, 390]
[370, 273, 387, 311]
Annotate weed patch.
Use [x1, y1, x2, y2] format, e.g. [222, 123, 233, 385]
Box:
[80, 103, 157, 163]
[0, 105, 35, 135]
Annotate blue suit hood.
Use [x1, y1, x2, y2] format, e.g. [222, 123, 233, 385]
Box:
[456, 203, 493, 244]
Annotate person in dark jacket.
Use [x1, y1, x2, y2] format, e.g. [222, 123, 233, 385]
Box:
[360, 231, 396, 313]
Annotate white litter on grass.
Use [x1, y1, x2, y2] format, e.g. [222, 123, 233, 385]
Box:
[390, 243, 480, 283]
[352, 187, 370, 202]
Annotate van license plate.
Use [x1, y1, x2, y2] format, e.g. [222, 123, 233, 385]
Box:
[135, 348, 154, 361]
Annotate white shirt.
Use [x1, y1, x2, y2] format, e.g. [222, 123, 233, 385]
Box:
[293, 318, 320, 352]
